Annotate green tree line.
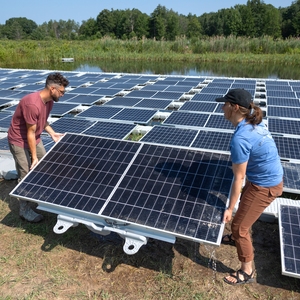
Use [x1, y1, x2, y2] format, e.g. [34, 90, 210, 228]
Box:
[0, 0, 299, 41]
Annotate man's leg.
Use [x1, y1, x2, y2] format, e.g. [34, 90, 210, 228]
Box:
[9, 143, 44, 223]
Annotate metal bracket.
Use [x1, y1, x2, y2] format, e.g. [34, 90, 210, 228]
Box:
[53, 214, 148, 254]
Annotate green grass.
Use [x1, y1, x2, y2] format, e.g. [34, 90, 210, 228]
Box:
[0, 36, 300, 67]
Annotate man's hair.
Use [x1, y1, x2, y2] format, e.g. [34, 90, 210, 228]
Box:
[45, 72, 69, 88]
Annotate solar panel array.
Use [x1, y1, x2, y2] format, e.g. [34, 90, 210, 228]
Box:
[1, 68, 300, 257]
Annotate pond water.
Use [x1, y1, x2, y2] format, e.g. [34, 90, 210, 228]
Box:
[2, 60, 300, 80]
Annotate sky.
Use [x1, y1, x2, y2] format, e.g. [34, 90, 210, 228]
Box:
[0, 0, 292, 25]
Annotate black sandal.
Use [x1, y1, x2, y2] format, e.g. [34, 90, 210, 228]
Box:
[221, 234, 235, 246]
[224, 269, 255, 285]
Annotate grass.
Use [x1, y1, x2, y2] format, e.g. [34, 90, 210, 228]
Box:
[0, 178, 300, 299]
[1, 36, 300, 67]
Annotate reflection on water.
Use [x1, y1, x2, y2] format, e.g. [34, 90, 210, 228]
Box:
[2, 60, 300, 80]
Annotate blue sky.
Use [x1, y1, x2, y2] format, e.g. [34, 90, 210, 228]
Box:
[0, 0, 292, 25]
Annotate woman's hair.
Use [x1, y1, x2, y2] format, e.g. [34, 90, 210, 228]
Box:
[45, 72, 69, 88]
[238, 103, 263, 125]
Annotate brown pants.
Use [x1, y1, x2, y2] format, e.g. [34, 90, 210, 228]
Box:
[9, 141, 46, 182]
[231, 180, 283, 263]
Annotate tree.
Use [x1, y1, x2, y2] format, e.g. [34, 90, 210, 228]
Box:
[166, 11, 180, 40]
[186, 14, 202, 38]
[79, 18, 98, 38]
[96, 9, 116, 37]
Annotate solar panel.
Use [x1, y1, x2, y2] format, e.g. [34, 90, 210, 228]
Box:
[141, 85, 168, 91]
[68, 87, 100, 94]
[0, 99, 14, 108]
[278, 204, 300, 279]
[15, 84, 42, 92]
[191, 93, 222, 102]
[126, 90, 157, 98]
[200, 87, 229, 95]
[64, 95, 103, 105]
[268, 118, 300, 136]
[103, 97, 142, 107]
[191, 131, 232, 152]
[267, 97, 300, 107]
[268, 107, 300, 119]
[82, 121, 136, 139]
[282, 162, 300, 193]
[50, 117, 96, 134]
[91, 88, 121, 96]
[134, 98, 172, 109]
[151, 91, 183, 100]
[140, 126, 198, 147]
[179, 101, 217, 113]
[164, 85, 193, 93]
[163, 111, 209, 128]
[273, 136, 300, 161]
[10, 133, 232, 250]
[266, 91, 296, 99]
[206, 82, 232, 89]
[76, 106, 122, 119]
[205, 115, 235, 130]
[0, 112, 12, 131]
[111, 108, 157, 124]
[0, 136, 9, 150]
[0, 90, 22, 98]
[50, 103, 79, 117]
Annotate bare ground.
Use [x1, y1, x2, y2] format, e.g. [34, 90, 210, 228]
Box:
[0, 178, 299, 300]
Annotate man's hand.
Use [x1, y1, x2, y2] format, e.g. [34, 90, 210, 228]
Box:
[30, 157, 39, 170]
[51, 132, 64, 143]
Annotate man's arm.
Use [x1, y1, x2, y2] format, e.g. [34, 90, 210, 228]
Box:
[26, 123, 39, 169]
[44, 121, 63, 143]
[223, 161, 247, 223]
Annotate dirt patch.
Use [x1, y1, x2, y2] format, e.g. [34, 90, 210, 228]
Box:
[0, 178, 299, 300]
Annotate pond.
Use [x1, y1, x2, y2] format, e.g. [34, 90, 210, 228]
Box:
[2, 59, 300, 80]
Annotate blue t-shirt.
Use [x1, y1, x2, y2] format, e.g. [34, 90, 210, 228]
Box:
[230, 119, 283, 187]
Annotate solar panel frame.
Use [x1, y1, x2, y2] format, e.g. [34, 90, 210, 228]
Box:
[278, 204, 300, 279]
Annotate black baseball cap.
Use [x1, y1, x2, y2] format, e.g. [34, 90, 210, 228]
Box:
[215, 88, 253, 109]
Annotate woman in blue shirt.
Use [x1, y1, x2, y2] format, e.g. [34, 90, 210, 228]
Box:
[215, 89, 283, 285]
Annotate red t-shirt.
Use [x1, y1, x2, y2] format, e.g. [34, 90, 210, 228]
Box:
[8, 91, 53, 148]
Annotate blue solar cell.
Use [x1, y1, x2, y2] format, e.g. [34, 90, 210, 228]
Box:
[0, 112, 12, 131]
[267, 90, 296, 98]
[282, 162, 300, 193]
[273, 136, 300, 161]
[91, 88, 121, 96]
[140, 126, 198, 147]
[179, 101, 217, 113]
[268, 106, 300, 119]
[111, 108, 157, 124]
[141, 85, 168, 91]
[151, 91, 183, 100]
[134, 98, 172, 109]
[76, 106, 122, 119]
[0, 137, 9, 150]
[0, 90, 25, 98]
[268, 118, 300, 136]
[267, 97, 300, 107]
[206, 82, 232, 89]
[50, 117, 96, 134]
[50, 103, 79, 117]
[191, 131, 233, 151]
[191, 93, 223, 102]
[279, 204, 300, 278]
[68, 87, 100, 94]
[82, 121, 136, 139]
[15, 84, 43, 92]
[205, 115, 235, 130]
[200, 87, 229, 95]
[126, 90, 157, 98]
[266, 85, 292, 91]
[163, 111, 209, 128]
[103, 97, 142, 107]
[64, 95, 103, 105]
[164, 85, 193, 93]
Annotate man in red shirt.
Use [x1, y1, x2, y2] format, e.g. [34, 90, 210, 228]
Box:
[8, 72, 69, 222]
